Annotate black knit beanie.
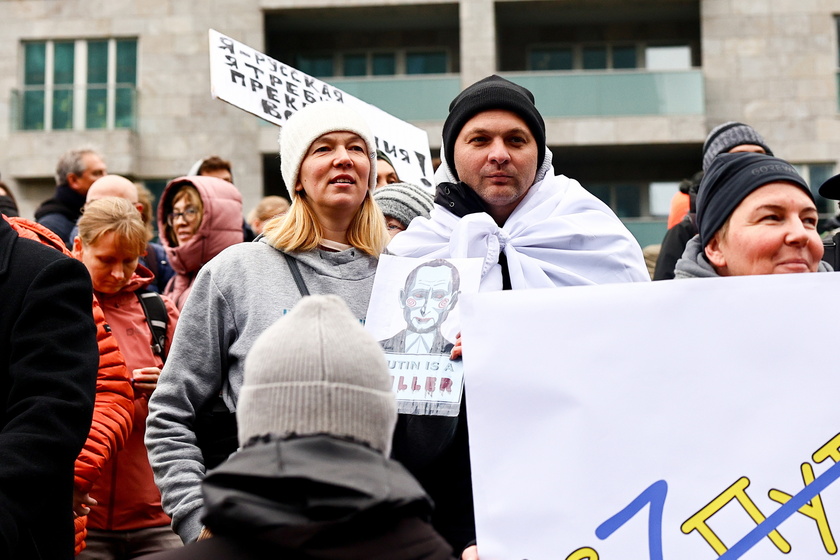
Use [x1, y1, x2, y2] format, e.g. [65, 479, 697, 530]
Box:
[442, 75, 546, 180]
[696, 152, 813, 248]
[702, 122, 773, 171]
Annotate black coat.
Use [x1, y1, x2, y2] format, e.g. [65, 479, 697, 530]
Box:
[653, 213, 697, 281]
[141, 435, 455, 560]
[0, 217, 98, 559]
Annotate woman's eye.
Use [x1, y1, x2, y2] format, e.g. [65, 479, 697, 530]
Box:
[349, 145, 365, 152]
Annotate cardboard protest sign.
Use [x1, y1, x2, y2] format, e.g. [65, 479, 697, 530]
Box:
[365, 255, 482, 416]
[459, 273, 840, 560]
[208, 29, 434, 186]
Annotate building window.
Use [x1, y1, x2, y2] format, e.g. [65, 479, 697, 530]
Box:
[406, 51, 447, 74]
[19, 38, 137, 131]
[297, 49, 449, 78]
[530, 48, 573, 71]
[648, 182, 681, 217]
[588, 184, 644, 218]
[527, 43, 688, 72]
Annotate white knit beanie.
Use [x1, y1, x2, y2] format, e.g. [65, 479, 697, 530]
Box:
[237, 294, 397, 455]
[278, 102, 377, 199]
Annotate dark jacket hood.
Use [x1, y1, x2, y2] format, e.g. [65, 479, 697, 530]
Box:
[201, 435, 434, 544]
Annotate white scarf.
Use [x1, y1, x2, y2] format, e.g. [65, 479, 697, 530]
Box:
[388, 162, 650, 291]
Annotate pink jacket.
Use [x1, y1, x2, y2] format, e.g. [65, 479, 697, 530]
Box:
[157, 176, 243, 309]
[89, 265, 180, 531]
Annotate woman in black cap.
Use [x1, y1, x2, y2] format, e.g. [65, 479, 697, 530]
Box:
[675, 152, 830, 277]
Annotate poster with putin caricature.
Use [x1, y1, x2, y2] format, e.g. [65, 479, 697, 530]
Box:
[365, 255, 482, 417]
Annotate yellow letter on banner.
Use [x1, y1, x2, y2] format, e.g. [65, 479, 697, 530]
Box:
[681, 477, 791, 554]
[769, 462, 838, 554]
[565, 547, 598, 560]
[813, 433, 840, 465]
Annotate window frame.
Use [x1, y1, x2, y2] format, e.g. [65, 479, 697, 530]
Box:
[19, 37, 137, 131]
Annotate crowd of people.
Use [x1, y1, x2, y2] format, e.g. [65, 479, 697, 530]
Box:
[1, 73, 837, 560]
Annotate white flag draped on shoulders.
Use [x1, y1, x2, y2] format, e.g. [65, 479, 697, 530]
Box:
[386, 170, 650, 291]
[460, 272, 840, 560]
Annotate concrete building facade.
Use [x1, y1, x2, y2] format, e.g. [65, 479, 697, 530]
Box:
[1, 0, 839, 245]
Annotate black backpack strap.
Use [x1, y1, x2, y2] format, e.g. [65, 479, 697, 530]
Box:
[282, 252, 310, 297]
[136, 289, 169, 360]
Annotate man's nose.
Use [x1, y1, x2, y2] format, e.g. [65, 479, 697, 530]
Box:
[488, 138, 511, 165]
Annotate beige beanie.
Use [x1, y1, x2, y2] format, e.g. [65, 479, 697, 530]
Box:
[279, 102, 377, 199]
[237, 294, 397, 455]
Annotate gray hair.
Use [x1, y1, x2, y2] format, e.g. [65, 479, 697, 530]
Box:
[55, 147, 102, 186]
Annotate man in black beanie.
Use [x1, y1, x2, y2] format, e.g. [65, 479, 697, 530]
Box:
[385, 75, 649, 560]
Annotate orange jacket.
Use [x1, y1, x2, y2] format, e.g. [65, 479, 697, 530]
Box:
[4, 217, 134, 553]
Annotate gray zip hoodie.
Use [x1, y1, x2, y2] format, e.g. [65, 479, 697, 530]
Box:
[145, 239, 378, 543]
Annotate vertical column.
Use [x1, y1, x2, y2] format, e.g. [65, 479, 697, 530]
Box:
[459, 0, 496, 88]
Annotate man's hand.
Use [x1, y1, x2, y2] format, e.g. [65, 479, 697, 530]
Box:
[450, 332, 463, 361]
[462, 545, 479, 560]
[132, 366, 161, 398]
[73, 488, 96, 517]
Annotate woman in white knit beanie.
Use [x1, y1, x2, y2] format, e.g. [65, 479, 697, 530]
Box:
[146, 102, 391, 545]
[262, 101, 389, 254]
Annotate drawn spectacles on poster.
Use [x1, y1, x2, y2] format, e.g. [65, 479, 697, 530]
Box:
[365, 255, 482, 417]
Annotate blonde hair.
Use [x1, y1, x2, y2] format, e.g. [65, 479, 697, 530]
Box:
[136, 183, 156, 241]
[164, 184, 204, 247]
[77, 197, 147, 256]
[262, 192, 389, 256]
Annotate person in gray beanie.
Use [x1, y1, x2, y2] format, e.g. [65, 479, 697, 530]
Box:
[702, 121, 773, 171]
[373, 182, 434, 238]
[654, 121, 774, 280]
[143, 295, 455, 560]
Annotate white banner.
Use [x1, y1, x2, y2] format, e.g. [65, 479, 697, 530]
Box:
[208, 30, 434, 187]
[460, 273, 840, 560]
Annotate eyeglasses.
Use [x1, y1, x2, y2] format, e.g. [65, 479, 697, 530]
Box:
[167, 207, 200, 226]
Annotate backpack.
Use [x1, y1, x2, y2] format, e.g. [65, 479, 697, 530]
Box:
[136, 289, 169, 361]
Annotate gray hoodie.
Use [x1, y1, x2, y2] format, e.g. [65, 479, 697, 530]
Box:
[145, 239, 377, 543]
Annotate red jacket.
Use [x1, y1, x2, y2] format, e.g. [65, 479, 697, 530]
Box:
[88, 266, 179, 531]
[4, 218, 134, 551]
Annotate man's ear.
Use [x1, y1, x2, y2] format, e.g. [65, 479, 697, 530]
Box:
[448, 290, 460, 309]
[71, 236, 84, 260]
[66, 173, 83, 193]
[398, 289, 407, 308]
[704, 234, 727, 269]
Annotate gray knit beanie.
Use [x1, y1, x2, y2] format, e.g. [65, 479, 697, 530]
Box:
[702, 121, 773, 171]
[373, 182, 434, 228]
[279, 102, 377, 199]
[237, 295, 397, 455]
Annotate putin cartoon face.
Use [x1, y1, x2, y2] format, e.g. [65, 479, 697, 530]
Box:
[400, 262, 460, 334]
